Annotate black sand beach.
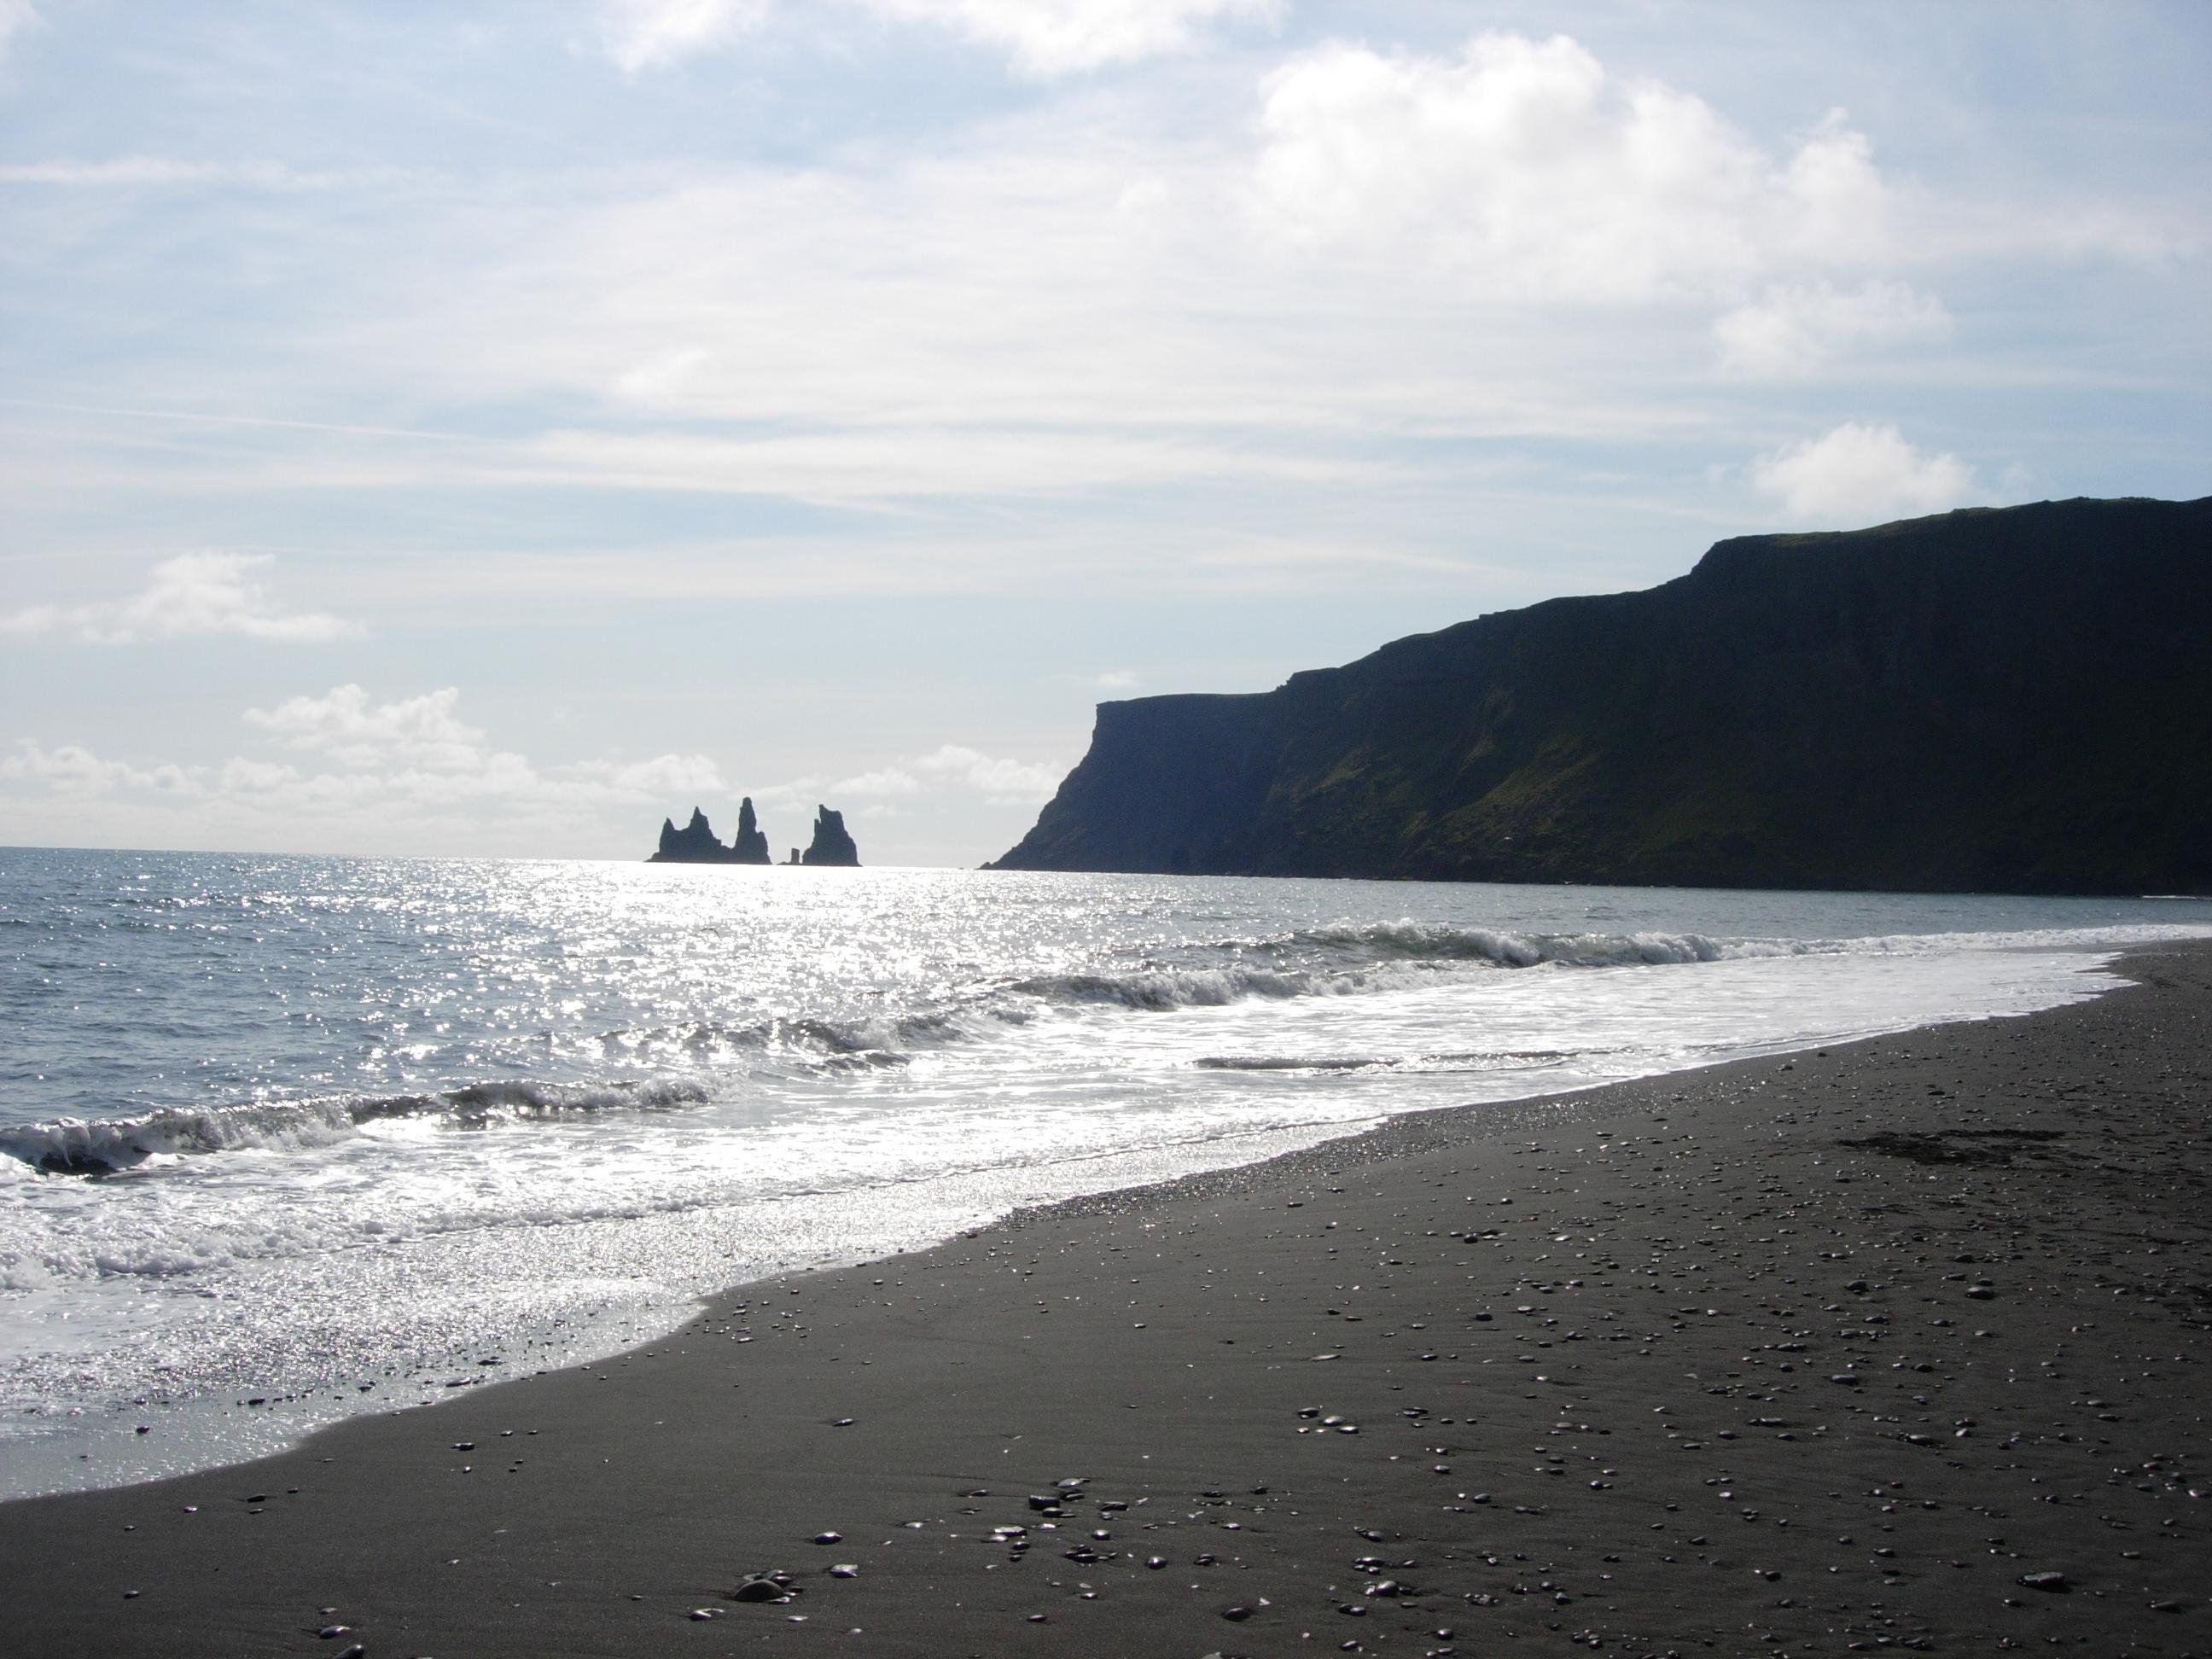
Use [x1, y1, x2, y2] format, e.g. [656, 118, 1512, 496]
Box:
[4, 943, 2207, 1657]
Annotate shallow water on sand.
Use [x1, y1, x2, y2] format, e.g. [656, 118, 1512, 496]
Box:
[4, 847, 2209, 1494]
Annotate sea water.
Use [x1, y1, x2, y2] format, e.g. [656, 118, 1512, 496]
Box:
[3, 846, 2208, 1497]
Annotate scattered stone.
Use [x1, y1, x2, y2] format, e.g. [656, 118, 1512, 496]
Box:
[2019, 1572, 2070, 1592]
[812, 1532, 843, 1545]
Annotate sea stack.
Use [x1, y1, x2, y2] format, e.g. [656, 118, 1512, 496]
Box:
[730, 797, 771, 864]
[801, 806, 860, 867]
[652, 806, 731, 863]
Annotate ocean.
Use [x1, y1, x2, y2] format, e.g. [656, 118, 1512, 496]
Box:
[3, 845, 2208, 1498]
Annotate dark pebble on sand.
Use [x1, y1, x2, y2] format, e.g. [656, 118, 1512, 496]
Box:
[731, 1579, 788, 1604]
[1224, 1605, 1254, 1621]
[812, 1532, 843, 1545]
[2019, 1572, 2070, 1592]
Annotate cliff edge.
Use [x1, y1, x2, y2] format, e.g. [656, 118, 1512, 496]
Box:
[991, 497, 2212, 895]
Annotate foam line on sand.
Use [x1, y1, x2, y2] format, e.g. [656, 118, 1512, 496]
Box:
[3, 945, 2209, 1656]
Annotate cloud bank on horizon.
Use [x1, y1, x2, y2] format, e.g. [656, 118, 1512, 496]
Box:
[0, 1, 2204, 861]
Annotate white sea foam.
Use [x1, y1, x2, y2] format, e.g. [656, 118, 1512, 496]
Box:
[2, 849, 2209, 1497]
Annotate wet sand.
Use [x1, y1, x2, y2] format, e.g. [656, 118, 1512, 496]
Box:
[3, 943, 2208, 1657]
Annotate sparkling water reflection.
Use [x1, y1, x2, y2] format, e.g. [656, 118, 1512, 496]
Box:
[3, 847, 2208, 1493]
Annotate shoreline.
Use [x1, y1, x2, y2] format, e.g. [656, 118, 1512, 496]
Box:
[3, 943, 2208, 1656]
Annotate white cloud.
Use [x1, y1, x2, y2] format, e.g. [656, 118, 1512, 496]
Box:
[1093, 670, 1138, 690]
[1713, 280, 1951, 379]
[830, 765, 923, 799]
[0, 0, 41, 61]
[864, 0, 1279, 77]
[600, 0, 1272, 75]
[596, 753, 728, 797]
[0, 739, 200, 795]
[243, 684, 488, 771]
[1749, 422, 1975, 525]
[599, 0, 769, 74]
[2, 687, 735, 861]
[0, 158, 352, 189]
[0, 553, 357, 644]
[913, 743, 1063, 803]
[79, 28, 2075, 538]
[507, 426, 1395, 503]
[1251, 35, 1895, 300]
[230, 684, 727, 809]
[777, 743, 1065, 808]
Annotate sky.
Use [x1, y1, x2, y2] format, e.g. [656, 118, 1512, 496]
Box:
[1, 0, 2206, 865]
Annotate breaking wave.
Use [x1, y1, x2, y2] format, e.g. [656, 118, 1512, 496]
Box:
[0, 1078, 712, 1176]
[1008, 964, 1350, 1009]
[15, 918, 2186, 1179]
[1284, 922, 1752, 967]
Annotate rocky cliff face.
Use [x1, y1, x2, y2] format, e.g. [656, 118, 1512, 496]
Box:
[992, 497, 2212, 895]
[731, 797, 771, 864]
[801, 806, 861, 867]
[653, 807, 736, 864]
[651, 800, 778, 864]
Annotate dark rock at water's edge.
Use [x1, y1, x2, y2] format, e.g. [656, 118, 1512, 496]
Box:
[801, 806, 861, 867]
[653, 806, 736, 864]
[730, 797, 772, 864]
[991, 497, 2212, 896]
[649, 798, 794, 865]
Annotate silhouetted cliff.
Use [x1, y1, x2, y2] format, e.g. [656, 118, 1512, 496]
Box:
[650, 800, 776, 864]
[730, 797, 771, 864]
[653, 807, 736, 864]
[992, 498, 2212, 895]
[802, 806, 861, 867]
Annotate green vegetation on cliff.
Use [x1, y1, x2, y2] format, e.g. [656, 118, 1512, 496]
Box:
[992, 498, 2212, 894]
